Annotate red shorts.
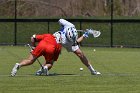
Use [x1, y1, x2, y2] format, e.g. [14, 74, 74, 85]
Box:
[32, 40, 61, 62]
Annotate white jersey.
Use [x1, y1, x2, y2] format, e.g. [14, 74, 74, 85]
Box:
[58, 19, 79, 52]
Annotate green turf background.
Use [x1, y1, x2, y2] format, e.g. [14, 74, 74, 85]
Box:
[0, 46, 140, 93]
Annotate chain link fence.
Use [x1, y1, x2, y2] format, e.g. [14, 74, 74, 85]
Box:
[0, 0, 140, 47]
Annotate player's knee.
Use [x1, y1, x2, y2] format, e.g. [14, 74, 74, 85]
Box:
[74, 49, 85, 58]
[76, 52, 84, 58]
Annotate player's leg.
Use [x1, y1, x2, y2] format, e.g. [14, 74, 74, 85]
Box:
[36, 44, 56, 76]
[19, 54, 37, 66]
[43, 62, 54, 75]
[74, 48, 101, 75]
[11, 54, 37, 76]
[36, 61, 54, 76]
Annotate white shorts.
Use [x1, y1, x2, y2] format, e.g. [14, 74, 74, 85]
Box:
[64, 44, 79, 52]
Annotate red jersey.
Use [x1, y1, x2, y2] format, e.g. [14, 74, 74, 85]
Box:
[32, 34, 62, 62]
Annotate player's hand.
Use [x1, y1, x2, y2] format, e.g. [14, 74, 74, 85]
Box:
[83, 31, 89, 38]
[30, 46, 35, 52]
[32, 46, 35, 50]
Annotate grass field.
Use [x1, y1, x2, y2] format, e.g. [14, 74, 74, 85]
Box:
[0, 46, 140, 93]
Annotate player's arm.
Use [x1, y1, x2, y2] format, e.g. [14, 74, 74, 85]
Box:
[31, 34, 36, 47]
[31, 34, 48, 47]
[77, 35, 84, 43]
[76, 31, 89, 43]
[77, 28, 100, 43]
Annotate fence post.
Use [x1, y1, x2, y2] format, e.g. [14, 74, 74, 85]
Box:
[79, 21, 82, 46]
[110, 0, 114, 47]
[14, 0, 17, 45]
[48, 22, 50, 33]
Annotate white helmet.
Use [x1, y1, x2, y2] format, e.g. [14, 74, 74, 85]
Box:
[53, 31, 61, 43]
[66, 27, 78, 43]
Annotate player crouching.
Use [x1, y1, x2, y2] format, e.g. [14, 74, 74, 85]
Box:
[11, 32, 62, 76]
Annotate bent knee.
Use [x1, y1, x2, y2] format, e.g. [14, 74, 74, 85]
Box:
[76, 52, 84, 58]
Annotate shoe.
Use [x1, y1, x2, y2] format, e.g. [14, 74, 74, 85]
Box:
[43, 67, 49, 76]
[11, 63, 20, 76]
[91, 71, 101, 75]
[35, 68, 43, 76]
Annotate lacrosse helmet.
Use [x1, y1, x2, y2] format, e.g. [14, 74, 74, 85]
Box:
[66, 27, 78, 42]
[53, 31, 62, 43]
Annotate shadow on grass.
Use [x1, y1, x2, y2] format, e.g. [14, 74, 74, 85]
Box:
[0, 73, 80, 77]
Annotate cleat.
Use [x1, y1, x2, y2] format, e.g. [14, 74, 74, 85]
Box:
[11, 63, 20, 76]
[91, 71, 101, 75]
[35, 68, 43, 76]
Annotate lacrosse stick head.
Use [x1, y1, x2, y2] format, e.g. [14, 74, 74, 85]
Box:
[86, 29, 101, 38]
[92, 30, 101, 38]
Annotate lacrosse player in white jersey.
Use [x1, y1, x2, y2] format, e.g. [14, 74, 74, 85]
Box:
[36, 19, 101, 75]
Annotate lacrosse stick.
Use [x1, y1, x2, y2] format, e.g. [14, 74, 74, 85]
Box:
[77, 29, 101, 38]
[27, 44, 44, 70]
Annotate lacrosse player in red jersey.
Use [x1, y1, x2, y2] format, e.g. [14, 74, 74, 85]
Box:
[11, 32, 62, 76]
[36, 19, 101, 75]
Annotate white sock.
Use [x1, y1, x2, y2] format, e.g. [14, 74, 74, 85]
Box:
[16, 63, 21, 68]
[88, 65, 95, 72]
[43, 66, 49, 75]
[43, 66, 48, 69]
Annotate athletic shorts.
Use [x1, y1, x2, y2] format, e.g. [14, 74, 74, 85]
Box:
[32, 40, 61, 62]
[63, 44, 79, 52]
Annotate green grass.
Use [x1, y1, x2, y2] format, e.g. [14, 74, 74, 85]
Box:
[0, 46, 140, 93]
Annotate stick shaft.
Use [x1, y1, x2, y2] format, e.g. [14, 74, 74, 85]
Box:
[77, 30, 85, 32]
[27, 44, 43, 69]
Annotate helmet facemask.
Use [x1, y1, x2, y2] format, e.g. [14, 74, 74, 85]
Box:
[53, 31, 62, 43]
